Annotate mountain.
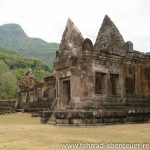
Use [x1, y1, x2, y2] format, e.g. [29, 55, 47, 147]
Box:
[0, 24, 57, 100]
[0, 23, 59, 65]
[0, 46, 52, 80]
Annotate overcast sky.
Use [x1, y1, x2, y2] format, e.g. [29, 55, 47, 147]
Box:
[0, 0, 150, 52]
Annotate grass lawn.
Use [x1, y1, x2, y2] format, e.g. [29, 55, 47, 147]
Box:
[0, 113, 149, 150]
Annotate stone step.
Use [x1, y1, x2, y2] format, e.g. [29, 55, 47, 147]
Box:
[47, 115, 56, 125]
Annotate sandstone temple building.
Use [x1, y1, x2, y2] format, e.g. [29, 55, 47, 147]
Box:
[19, 15, 150, 125]
[18, 68, 55, 112]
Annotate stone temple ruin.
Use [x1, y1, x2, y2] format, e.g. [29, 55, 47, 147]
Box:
[19, 15, 150, 125]
[18, 68, 55, 112]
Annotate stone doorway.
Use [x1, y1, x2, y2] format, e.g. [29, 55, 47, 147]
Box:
[62, 80, 71, 106]
[110, 74, 119, 95]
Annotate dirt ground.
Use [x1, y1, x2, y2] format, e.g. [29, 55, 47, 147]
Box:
[0, 113, 149, 150]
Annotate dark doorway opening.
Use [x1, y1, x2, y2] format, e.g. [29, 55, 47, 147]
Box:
[95, 72, 106, 94]
[110, 74, 119, 95]
[125, 77, 135, 95]
[63, 80, 71, 106]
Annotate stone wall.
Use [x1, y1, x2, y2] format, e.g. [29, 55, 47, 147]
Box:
[43, 15, 150, 125]
[0, 100, 16, 114]
[18, 72, 56, 112]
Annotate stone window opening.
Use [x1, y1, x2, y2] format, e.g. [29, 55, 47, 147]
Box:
[110, 74, 119, 95]
[95, 72, 106, 94]
[21, 93, 27, 103]
[29, 92, 34, 102]
[125, 77, 135, 95]
[43, 89, 48, 98]
[37, 88, 43, 100]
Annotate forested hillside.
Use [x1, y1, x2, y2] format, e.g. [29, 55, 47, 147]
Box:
[0, 23, 59, 65]
[0, 47, 53, 100]
[0, 23, 59, 100]
[0, 47, 52, 80]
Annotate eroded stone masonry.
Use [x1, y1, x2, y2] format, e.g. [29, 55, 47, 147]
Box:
[18, 68, 55, 112]
[19, 15, 150, 125]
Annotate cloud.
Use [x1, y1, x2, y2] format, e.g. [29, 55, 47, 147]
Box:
[0, 0, 150, 52]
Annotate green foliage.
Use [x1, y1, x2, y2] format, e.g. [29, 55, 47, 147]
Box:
[0, 23, 58, 100]
[0, 47, 53, 100]
[0, 59, 9, 74]
[12, 68, 27, 80]
[0, 46, 52, 80]
[0, 24, 59, 65]
[0, 60, 18, 100]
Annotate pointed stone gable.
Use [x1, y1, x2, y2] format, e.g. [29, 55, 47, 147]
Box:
[59, 18, 84, 56]
[94, 15, 125, 54]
